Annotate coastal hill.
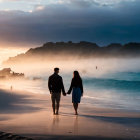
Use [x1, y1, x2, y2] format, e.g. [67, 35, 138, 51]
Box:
[3, 41, 140, 65]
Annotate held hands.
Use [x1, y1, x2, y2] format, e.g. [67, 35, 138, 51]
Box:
[63, 92, 67, 96]
[63, 91, 70, 96]
[67, 91, 70, 95]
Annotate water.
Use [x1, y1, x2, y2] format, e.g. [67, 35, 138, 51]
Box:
[82, 72, 140, 111]
[1, 58, 140, 112]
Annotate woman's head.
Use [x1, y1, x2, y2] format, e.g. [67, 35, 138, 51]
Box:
[73, 71, 80, 79]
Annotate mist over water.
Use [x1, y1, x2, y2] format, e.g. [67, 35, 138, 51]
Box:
[1, 57, 140, 112]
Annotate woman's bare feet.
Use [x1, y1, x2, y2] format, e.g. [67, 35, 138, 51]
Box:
[75, 112, 78, 115]
[56, 111, 59, 115]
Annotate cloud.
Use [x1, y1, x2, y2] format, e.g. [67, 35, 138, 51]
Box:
[0, 0, 39, 2]
[0, 0, 140, 47]
[55, 0, 137, 7]
[35, 5, 45, 11]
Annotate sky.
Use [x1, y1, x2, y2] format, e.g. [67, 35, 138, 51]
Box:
[0, 0, 140, 48]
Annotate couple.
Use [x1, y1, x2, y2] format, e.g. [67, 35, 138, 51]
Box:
[48, 68, 83, 115]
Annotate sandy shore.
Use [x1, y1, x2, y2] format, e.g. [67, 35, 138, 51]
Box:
[0, 88, 140, 140]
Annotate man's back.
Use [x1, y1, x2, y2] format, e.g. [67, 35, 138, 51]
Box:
[48, 73, 65, 94]
[48, 67, 66, 115]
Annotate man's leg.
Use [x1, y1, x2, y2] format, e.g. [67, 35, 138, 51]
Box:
[51, 93, 56, 115]
[56, 93, 61, 115]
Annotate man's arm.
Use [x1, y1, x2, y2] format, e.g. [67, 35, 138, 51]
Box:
[61, 77, 66, 96]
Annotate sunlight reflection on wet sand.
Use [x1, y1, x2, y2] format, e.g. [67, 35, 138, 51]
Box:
[0, 89, 140, 139]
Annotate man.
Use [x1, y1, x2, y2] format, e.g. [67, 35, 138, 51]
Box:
[48, 68, 66, 115]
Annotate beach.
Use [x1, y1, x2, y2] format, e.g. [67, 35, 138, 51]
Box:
[0, 0, 140, 139]
[0, 89, 140, 140]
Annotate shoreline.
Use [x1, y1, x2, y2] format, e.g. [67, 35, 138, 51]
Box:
[0, 89, 140, 140]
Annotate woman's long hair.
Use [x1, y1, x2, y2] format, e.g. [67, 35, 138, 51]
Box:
[73, 71, 81, 81]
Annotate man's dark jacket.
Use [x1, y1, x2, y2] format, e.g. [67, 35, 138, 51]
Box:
[48, 73, 65, 95]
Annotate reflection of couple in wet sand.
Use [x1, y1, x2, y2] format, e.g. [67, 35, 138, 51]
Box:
[48, 67, 83, 115]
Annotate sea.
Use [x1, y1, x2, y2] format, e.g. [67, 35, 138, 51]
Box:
[0, 58, 140, 112]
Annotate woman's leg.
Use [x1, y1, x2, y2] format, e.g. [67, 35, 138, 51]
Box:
[73, 103, 78, 115]
[73, 103, 76, 111]
[73, 103, 76, 114]
[75, 103, 78, 115]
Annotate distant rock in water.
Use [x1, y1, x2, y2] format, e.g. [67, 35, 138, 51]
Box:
[32, 77, 42, 81]
[3, 41, 140, 65]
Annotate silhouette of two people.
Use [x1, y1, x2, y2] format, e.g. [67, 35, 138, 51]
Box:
[48, 67, 83, 115]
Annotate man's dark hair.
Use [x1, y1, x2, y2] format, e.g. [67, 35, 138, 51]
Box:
[54, 67, 59, 72]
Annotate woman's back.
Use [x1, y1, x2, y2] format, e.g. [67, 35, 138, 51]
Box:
[68, 76, 83, 94]
[72, 77, 82, 87]
[67, 71, 84, 115]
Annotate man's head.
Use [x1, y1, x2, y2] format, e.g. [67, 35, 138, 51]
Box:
[54, 67, 59, 74]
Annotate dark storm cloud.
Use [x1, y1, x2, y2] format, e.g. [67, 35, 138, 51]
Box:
[0, 0, 140, 47]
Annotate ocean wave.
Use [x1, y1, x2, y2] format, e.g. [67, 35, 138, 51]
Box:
[84, 78, 140, 92]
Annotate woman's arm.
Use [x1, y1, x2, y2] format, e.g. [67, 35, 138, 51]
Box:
[67, 79, 73, 94]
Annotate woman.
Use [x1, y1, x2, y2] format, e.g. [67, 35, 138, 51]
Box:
[67, 71, 83, 115]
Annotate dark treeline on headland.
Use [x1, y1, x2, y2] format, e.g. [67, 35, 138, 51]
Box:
[3, 41, 140, 65]
[26, 41, 140, 57]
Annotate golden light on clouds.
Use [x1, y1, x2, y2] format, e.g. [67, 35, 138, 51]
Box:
[35, 5, 45, 11]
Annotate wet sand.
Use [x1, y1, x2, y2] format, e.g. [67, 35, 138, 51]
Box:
[0, 89, 140, 140]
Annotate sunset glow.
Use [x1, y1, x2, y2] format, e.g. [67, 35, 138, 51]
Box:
[0, 47, 27, 65]
[0, 1, 140, 140]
